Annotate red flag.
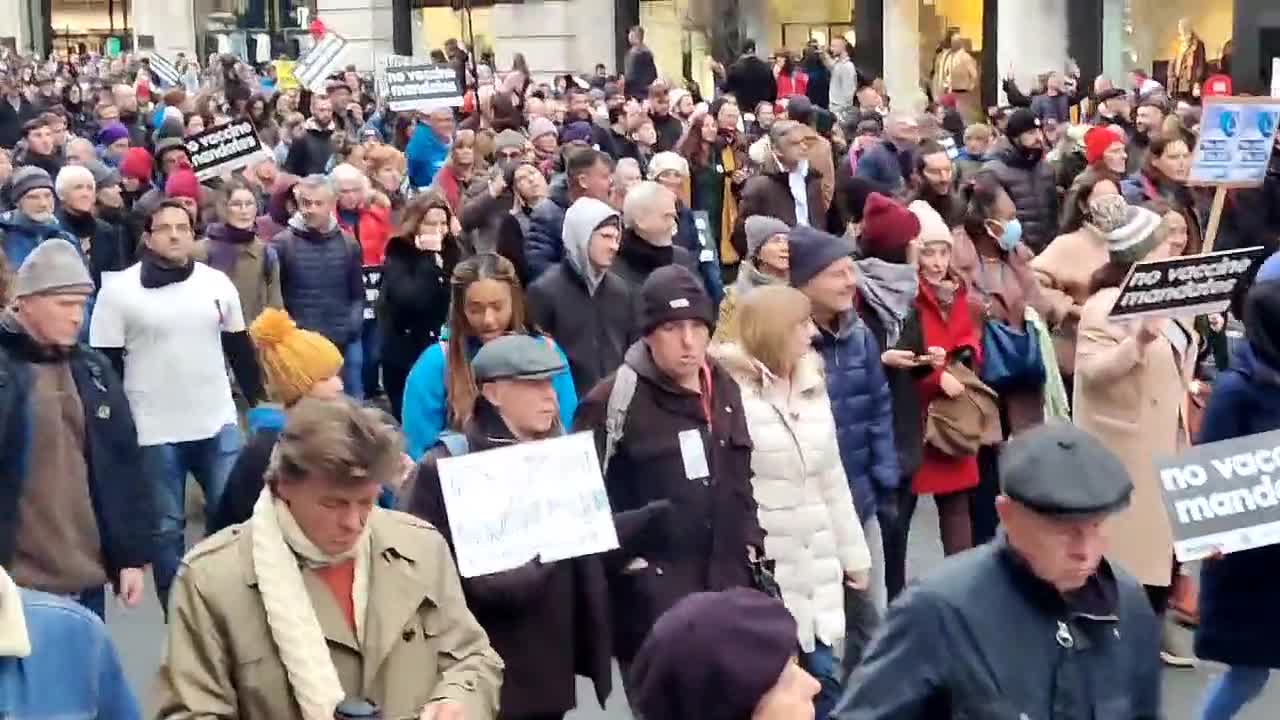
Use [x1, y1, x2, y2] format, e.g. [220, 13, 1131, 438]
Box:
[309, 18, 327, 40]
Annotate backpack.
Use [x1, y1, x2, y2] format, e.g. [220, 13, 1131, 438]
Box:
[601, 364, 638, 476]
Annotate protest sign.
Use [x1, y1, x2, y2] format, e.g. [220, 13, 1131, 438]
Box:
[147, 53, 181, 87]
[184, 120, 271, 181]
[692, 210, 716, 264]
[375, 54, 414, 96]
[1159, 429, 1280, 561]
[273, 60, 299, 90]
[295, 31, 348, 92]
[1188, 96, 1280, 252]
[382, 62, 463, 112]
[362, 266, 382, 320]
[437, 432, 618, 578]
[1108, 246, 1265, 319]
[1190, 96, 1280, 187]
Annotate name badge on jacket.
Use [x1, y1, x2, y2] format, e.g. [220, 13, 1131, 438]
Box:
[678, 429, 710, 480]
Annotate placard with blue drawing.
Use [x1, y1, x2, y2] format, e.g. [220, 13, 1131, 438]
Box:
[1190, 96, 1280, 187]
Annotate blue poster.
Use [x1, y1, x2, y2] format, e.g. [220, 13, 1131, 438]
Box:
[1190, 99, 1280, 186]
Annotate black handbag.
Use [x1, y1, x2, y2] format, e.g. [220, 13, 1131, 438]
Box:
[750, 557, 783, 600]
[980, 319, 1045, 392]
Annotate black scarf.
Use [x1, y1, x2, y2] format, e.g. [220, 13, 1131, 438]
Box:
[60, 208, 97, 238]
[140, 250, 195, 289]
[620, 231, 674, 276]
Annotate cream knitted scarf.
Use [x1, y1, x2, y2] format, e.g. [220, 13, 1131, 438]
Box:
[0, 566, 31, 658]
[250, 488, 372, 720]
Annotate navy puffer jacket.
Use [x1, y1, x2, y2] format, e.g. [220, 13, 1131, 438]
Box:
[524, 177, 571, 281]
[812, 311, 900, 523]
[273, 216, 364, 347]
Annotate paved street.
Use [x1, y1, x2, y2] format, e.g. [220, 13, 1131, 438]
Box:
[110, 499, 1276, 719]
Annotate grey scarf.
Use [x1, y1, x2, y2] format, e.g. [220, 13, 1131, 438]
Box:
[855, 258, 919, 347]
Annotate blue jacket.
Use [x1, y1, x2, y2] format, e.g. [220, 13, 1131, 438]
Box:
[402, 335, 578, 459]
[406, 122, 449, 190]
[274, 216, 365, 347]
[675, 204, 724, 305]
[0, 589, 140, 719]
[813, 311, 899, 522]
[524, 178, 571, 280]
[1194, 342, 1280, 668]
[0, 210, 76, 269]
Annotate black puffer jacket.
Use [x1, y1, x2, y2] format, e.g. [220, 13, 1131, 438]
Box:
[379, 235, 458, 374]
[983, 146, 1059, 254]
[528, 258, 636, 396]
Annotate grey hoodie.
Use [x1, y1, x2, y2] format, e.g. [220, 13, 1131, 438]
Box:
[561, 197, 620, 296]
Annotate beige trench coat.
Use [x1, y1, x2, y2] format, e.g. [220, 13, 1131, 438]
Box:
[1073, 287, 1196, 587]
[152, 510, 504, 720]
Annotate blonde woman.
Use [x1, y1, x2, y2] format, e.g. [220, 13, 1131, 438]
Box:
[712, 285, 870, 720]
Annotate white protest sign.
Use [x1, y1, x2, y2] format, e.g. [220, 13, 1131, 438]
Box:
[1190, 96, 1280, 188]
[295, 31, 348, 93]
[1159, 429, 1280, 561]
[437, 431, 618, 577]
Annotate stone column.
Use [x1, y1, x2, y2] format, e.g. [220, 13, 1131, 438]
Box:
[883, 0, 926, 113]
[490, 0, 614, 81]
[0, 0, 35, 55]
[130, 0, 197, 58]
[996, 0, 1067, 104]
[316, 0, 395, 72]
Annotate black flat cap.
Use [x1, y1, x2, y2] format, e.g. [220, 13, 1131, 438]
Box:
[1096, 88, 1128, 103]
[1000, 422, 1133, 516]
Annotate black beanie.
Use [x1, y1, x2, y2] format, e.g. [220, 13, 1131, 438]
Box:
[631, 589, 798, 720]
[638, 264, 715, 335]
[1005, 108, 1041, 140]
[1246, 279, 1280, 372]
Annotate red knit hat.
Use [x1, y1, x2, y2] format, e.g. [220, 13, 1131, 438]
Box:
[119, 147, 153, 183]
[1085, 125, 1123, 166]
[859, 192, 921, 263]
[165, 168, 200, 201]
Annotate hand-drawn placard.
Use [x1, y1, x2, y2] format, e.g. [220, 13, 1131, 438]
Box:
[437, 431, 619, 577]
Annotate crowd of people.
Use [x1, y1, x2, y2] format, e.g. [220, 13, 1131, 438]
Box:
[1, 25, 1280, 720]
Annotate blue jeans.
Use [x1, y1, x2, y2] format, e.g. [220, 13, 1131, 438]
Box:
[343, 338, 365, 401]
[360, 318, 382, 397]
[799, 641, 841, 720]
[1202, 667, 1270, 720]
[144, 423, 243, 611]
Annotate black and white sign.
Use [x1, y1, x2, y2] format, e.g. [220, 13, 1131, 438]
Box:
[362, 265, 382, 320]
[1160, 430, 1280, 561]
[184, 120, 270, 181]
[382, 62, 463, 113]
[1109, 246, 1266, 319]
[295, 31, 348, 93]
[148, 53, 181, 87]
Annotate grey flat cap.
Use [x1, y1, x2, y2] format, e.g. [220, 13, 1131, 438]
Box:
[13, 238, 94, 299]
[999, 421, 1133, 516]
[472, 334, 566, 383]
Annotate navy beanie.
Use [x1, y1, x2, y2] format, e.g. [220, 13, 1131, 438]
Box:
[631, 589, 798, 720]
[788, 225, 856, 288]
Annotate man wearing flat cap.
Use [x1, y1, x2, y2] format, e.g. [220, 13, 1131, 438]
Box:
[404, 334, 614, 720]
[0, 239, 154, 620]
[835, 421, 1162, 720]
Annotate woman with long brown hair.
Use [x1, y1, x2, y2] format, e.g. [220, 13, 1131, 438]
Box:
[399, 252, 577, 458]
[1121, 128, 1203, 256]
[379, 192, 466, 420]
[679, 103, 747, 275]
[431, 128, 481, 216]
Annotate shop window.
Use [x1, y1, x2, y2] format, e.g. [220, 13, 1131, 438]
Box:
[780, 23, 852, 53]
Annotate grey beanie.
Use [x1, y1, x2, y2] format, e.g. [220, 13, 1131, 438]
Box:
[1091, 194, 1163, 264]
[9, 166, 55, 203]
[744, 216, 790, 260]
[83, 158, 121, 190]
[13, 239, 94, 299]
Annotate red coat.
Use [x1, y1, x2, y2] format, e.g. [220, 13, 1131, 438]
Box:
[912, 275, 983, 496]
[775, 71, 809, 105]
[337, 202, 394, 267]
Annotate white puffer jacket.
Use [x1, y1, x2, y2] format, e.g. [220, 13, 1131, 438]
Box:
[715, 343, 871, 652]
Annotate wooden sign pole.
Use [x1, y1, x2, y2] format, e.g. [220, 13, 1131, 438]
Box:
[1202, 186, 1228, 254]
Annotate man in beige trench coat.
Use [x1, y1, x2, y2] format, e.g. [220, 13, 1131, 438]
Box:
[152, 397, 504, 720]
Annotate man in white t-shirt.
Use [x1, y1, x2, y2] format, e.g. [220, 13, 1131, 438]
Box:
[90, 199, 263, 610]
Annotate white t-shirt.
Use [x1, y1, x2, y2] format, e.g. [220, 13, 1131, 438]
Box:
[90, 262, 244, 446]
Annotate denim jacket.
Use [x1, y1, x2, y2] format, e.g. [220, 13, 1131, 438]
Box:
[0, 589, 141, 719]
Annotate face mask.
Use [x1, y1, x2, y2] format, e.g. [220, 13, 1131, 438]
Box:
[992, 218, 1023, 251]
[1017, 144, 1044, 164]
